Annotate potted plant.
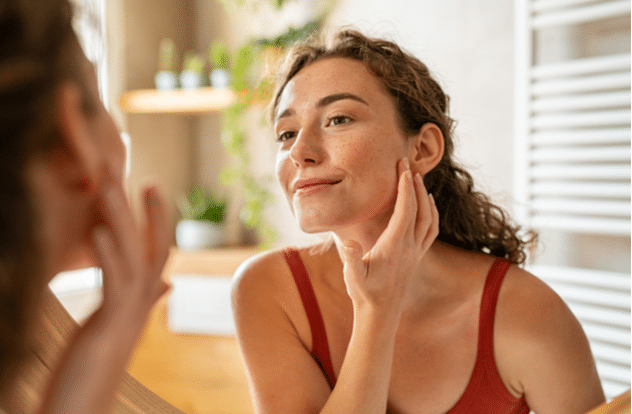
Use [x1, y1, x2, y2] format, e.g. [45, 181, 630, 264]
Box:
[179, 51, 204, 89]
[209, 40, 231, 88]
[176, 186, 227, 250]
[154, 38, 178, 90]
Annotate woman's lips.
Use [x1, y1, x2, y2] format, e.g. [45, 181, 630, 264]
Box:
[292, 178, 343, 196]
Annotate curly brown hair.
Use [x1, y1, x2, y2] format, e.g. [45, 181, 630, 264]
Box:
[271, 29, 536, 265]
[0, 0, 91, 396]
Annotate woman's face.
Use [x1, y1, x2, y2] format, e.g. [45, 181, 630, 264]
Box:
[81, 54, 126, 186]
[275, 57, 411, 234]
[53, 51, 126, 272]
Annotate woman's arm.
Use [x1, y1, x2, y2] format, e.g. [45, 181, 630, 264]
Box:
[233, 158, 439, 413]
[39, 179, 170, 414]
[496, 268, 606, 414]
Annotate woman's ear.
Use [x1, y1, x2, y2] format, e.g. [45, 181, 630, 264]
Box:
[408, 123, 445, 175]
[55, 82, 101, 189]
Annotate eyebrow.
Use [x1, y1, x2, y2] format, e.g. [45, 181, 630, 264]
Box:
[276, 92, 369, 121]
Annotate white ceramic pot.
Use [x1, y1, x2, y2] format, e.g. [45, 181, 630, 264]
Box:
[154, 71, 177, 90]
[176, 219, 223, 250]
[179, 70, 202, 89]
[210, 69, 230, 88]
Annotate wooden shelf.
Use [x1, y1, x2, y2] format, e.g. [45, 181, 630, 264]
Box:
[119, 87, 238, 114]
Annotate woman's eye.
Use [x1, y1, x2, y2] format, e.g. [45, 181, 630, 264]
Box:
[277, 130, 296, 142]
[328, 115, 351, 126]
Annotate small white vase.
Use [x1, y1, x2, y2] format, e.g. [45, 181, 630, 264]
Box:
[210, 69, 231, 88]
[179, 70, 202, 89]
[154, 71, 177, 90]
[176, 219, 223, 250]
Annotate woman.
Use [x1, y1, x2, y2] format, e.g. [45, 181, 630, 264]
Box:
[232, 30, 605, 413]
[0, 0, 171, 412]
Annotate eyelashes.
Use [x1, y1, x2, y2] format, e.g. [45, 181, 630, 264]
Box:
[276, 114, 354, 143]
[277, 130, 296, 142]
[327, 114, 352, 126]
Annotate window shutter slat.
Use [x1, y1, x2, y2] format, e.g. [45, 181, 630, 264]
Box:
[531, 128, 629, 146]
[532, 0, 630, 27]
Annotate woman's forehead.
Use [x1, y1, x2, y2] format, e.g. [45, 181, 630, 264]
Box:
[276, 57, 390, 118]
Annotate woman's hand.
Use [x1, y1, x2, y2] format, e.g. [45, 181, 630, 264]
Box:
[340, 158, 439, 316]
[92, 174, 171, 320]
[40, 176, 171, 414]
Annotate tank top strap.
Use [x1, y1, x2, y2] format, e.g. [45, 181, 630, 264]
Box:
[283, 248, 337, 389]
[477, 257, 512, 360]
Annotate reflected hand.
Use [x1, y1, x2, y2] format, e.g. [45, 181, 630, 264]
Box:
[92, 175, 170, 319]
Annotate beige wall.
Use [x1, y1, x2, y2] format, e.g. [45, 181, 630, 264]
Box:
[108, 0, 198, 234]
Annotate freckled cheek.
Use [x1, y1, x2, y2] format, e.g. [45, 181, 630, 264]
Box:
[335, 139, 393, 182]
[275, 152, 293, 198]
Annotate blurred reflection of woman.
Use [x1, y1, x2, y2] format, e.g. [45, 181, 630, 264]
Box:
[232, 30, 605, 413]
[0, 0, 171, 412]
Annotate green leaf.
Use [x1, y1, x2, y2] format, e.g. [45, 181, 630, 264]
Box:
[232, 44, 254, 80]
[158, 38, 175, 72]
[177, 186, 227, 223]
[219, 167, 242, 185]
[182, 51, 204, 73]
[240, 204, 260, 228]
[209, 40, 230, 69]
[253, 16, 323, 47]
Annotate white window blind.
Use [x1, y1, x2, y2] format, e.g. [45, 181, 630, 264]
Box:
[73, 0, 108, 105]
[514, 0, 630, 400]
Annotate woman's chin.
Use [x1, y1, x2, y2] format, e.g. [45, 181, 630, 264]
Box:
[298, 221, 330, 234]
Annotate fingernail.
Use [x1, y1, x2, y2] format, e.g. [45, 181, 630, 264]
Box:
[415, 172, 422, 185]
[429, 193, 435, 205]
[403, 158, 410, 170]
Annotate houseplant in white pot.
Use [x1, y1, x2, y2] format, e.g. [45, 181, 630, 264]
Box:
[154, 38, 178, 90]
[179, 51, 204, 89]
[176, 186, 227, 250]
[209, 40, 231, 88]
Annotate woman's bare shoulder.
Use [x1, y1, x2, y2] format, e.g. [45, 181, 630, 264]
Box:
[496, 265, 574, 337]
[495, 264, 604, 410]
[232, 243, 328, 301]
[232, 247, 288, 297]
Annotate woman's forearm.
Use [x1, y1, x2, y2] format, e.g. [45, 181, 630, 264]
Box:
[38, 303, 149, 414]
[321, 305, 400, 414]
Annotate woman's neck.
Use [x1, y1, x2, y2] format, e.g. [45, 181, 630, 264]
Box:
[331, 208, 393, 253]
[329, 219, 468, 315]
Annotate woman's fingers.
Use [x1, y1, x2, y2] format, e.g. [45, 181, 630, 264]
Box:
[412, 173, 437, 248]
[92, 226, 123, 297]
[379, 158, 417, 247]
[423, 194, 440, 250]
[143, 186, 170, 277]
[340, 240, 367, 295]
[95, 175, 170, 311]
[98, 177, 142, 278]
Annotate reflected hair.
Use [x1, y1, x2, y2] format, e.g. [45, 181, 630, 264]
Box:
[0, 0, 92, 396]
[271, 29, 537, 265]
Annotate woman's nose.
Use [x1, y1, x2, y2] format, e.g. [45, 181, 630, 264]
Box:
[289, 127, 322, 166]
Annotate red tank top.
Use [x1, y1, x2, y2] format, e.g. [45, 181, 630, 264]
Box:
[283, 248, 530, 414]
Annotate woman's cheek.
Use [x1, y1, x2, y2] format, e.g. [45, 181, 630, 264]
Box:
[275, 151, 294, 206]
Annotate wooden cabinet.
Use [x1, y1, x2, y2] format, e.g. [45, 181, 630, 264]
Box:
[126, 247, 258, 414]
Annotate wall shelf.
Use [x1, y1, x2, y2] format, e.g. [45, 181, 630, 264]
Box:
[119, 87, 238, 114]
